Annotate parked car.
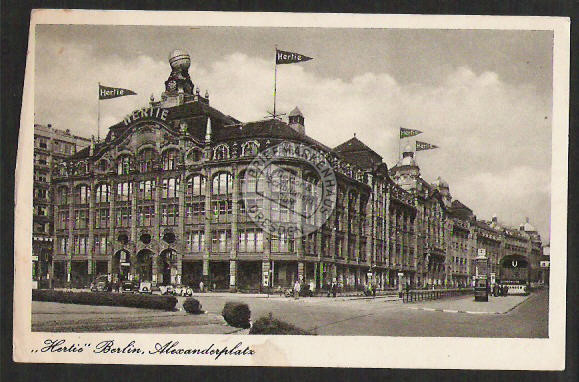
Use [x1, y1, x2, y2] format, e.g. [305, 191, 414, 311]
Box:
[90, 274, 111, 292]
[158, 285, 174, 295]
[121, 280, 137, 293]
[138, 281, 153, 294]
[173, 284, 193, 297]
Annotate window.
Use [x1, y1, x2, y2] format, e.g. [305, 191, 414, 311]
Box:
[185, 202, 205, 223]
[161, 204, 179, 225]
[187, 149, 202, 162]
[213, 145, 229, 160]
[241, 141, 259, 157]
[59, 237, 68, 254]
[117, 156, 131, 175]
[161, 178, 180, 199]
[139, 149, 156, 173]
[139, 180, 155, 200]
[212, 172, 232, 195]
[94, 208, 109, 228]
[96, 184, 110, 203]
[76, 185, 90, 204]
[163, 150, 179, 170]
[187, 175, 205, 196]
[137, 206, 155, 226]
[116, 207, 132, 227]
[98, 159, 108, 172]
[74, 209, 89, 229]
[271, 233, 294, 253]
[58, 211, 69, 230]
[117, 182, 132, 202]
[94, 235, 109, 255]
[57, 187, 68, 205]
[211, 230, 231, 252]
[187, 231, 205, 252]
[239, 229, 263, 252]
[73, 235, 88, 254]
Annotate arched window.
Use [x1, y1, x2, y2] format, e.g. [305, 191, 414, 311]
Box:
[186, 174, 206, 196]
[96, 184, 110, 203]
[117, 156, 131, 175]
[241, 141, 259, 157]
[139, 148, 156, 173]
[212, 172, 232, 195]
[163, 150, 179, 170]
[76, 184, 90, 204]
[187, 149, 203, 162]
[213, 144, 229, 160]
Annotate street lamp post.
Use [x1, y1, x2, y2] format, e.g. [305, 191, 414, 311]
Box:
[474, 248, 489, 302]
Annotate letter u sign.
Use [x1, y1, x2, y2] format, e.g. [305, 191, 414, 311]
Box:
[512, 260, 518, 268]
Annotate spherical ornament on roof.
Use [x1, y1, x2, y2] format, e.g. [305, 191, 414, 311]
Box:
[169, 49, 191, 71]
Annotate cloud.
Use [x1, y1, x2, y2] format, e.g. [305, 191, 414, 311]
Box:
[34, 43, 551, 241]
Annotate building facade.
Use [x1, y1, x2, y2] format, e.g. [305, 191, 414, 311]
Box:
[46, 50, 545, 291]
[33, 123, 90, 287]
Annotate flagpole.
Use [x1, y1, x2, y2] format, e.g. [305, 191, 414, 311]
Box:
[97, 82, 101, 141]
[273, 45, 278, 118]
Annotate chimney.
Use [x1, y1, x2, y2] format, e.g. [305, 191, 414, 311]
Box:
[288, 106, 305, 134]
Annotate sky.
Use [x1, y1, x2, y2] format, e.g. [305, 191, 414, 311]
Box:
[34, 25, 553, 241]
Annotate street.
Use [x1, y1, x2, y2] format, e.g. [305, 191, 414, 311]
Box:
[32, 288, 549, 337]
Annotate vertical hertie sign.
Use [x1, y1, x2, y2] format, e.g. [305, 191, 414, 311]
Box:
[99, 84, 137, 100]
[276, 49, 313, 65]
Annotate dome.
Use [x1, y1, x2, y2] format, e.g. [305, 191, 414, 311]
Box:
[432, 176, 449, 189]
[168, 49, 191, 70]
[522, 217, 536, 232]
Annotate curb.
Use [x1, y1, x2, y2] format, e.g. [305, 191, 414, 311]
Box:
[405, 294, 534, 315]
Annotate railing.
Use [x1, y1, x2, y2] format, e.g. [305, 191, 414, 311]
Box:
[402, 288, 473, 303]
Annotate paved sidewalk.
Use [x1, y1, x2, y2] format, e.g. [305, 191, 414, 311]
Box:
[403, 294, 531, 314]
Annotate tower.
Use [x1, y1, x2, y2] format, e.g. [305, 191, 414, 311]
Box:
[161, 49, 195, 107]
[390, 144, 420, 192]
[288, 106, 305, 134]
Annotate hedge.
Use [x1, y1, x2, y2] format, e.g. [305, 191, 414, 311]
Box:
[222, 301, 251, 328]
[182, 298, 203, 314]
[249, 313, 313, 335]
[32, 289, 177, 311]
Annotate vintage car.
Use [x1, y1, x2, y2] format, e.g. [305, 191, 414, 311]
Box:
[90, 274, 111, 292]
[158, 285, 174, 295]
[120, 280, 137, 293]
[173, 284, 193, 297]
[138, 281, 153, 294]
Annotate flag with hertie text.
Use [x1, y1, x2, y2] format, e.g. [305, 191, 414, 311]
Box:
[400, 127, 423, 139]
[416, 141, 439, 151]
[276, 49, 313, 65]
[99, 84, 137, 100]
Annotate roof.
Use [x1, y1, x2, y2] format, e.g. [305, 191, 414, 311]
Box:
[288, 106, 303, 117]
[333, 136, 383, 169]
[451, 199, 472, 212]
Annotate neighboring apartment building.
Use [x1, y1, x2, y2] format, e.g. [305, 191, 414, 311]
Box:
[33, 123, 90, 287]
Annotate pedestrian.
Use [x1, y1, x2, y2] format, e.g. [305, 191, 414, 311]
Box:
[332, 282, 337, 298]
[199, 280, 204, 293]
[492, 283, 499, 297]
[498, 284, 503, 296]
[503, 285, 509, 296]
[294, 279, 301, 299]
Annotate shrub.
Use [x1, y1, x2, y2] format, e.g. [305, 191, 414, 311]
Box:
[182, 298, 203, 314]
[222, 301, 251, 328]
[32, 289, 177, 311]
[249, 313, 313, 335]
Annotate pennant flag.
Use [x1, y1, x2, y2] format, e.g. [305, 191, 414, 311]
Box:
[276, 49, 313, 65]
[400, 127, 422, 139]
[416, 141, 439, 151]
[99, 84, 137, 100]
